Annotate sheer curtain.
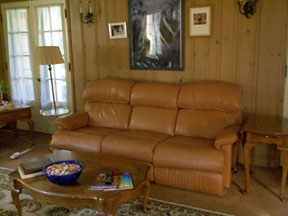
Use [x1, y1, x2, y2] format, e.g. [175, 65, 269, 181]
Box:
[6, 8, 35, 105]
[4, 3, 69, 111]
[37, 5, 69, 111]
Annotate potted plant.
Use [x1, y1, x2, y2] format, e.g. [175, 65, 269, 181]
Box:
[0, 80, 9, 104]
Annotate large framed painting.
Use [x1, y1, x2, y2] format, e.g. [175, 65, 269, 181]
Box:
[129, 0, 184, 71]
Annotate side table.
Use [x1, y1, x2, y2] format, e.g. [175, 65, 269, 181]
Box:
[0, 105, 33, 137]
[241, 115, 288, 201]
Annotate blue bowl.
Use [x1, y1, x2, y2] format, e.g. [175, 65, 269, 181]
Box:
[44, 160, 84, 186]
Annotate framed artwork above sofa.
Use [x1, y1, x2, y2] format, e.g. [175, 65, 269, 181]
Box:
[128, 0, 184, 71]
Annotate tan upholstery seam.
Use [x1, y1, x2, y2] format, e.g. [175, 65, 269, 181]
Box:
[98, 129, 124, 153]
[174, 84, 183, 135]
[151, 135, 172, 165]
[127, 81, 137, 129]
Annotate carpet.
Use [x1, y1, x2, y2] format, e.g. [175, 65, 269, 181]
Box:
[0, 167, 232, 216]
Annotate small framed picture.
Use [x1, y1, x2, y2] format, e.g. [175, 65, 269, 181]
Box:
[190, 6, 211, 37]
[108, 22, 127, 39]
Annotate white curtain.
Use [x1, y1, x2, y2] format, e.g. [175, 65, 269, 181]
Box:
[37, 5, 69, 111]
[6, 8, 35, 105]
[5, 4, 69, 111]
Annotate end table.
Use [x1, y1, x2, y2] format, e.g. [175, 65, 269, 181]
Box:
[0, 105, 33, 137]
[241, 115, 288, 201]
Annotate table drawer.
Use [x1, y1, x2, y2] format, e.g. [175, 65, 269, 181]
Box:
[251, 133, 284, 145]
[0, 108, 31, 122]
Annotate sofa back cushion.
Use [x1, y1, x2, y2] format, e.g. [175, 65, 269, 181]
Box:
[83, 78, 135, 129]
[176, 82, 242, 139]
[129, 82, 180, 135]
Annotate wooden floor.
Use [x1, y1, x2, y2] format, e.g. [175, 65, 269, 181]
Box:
[0, 129, 288, 216]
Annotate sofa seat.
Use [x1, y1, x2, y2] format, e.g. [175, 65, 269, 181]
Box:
[51, 127, 122, 153]
[102, 130, 169, 163]
[153, 136, 224, 173]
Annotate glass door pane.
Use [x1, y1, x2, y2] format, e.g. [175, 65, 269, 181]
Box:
[6, 8, 35, 104]
[36, 5, 68, 110]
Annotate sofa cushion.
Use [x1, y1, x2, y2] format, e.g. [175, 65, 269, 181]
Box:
[50, 127, 122, 153]
[129, 82, 179, 135]
[131, 82, 180, 109]
[175, 109, 241, 139]
[153, 136, 224, 173]
[175, 81, 242, 139]
[85, 102, 131, 129]
[102, 130, 169, 163]
[82, 78, 135, 103]
[178, 81, 242, 111]
[129, 106, 177, 135]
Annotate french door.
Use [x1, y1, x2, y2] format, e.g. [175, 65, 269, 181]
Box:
[1, 0, 72, 133]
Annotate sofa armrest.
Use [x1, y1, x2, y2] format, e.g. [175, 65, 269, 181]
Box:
[214, 125, 241, 150]
[55, 112, 89, 131]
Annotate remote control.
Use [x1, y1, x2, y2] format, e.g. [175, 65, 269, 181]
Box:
[105, 171, 113, 185]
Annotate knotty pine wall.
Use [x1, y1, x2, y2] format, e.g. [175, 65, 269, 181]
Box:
[69, 0, 288, 118]
[0, 17, 5, 80]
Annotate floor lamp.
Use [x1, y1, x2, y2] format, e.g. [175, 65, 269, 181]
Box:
[35, 46, 69, 117]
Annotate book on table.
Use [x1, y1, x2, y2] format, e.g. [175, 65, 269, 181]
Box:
[18, 157, 54, 179]
[90, 172, 133, 191]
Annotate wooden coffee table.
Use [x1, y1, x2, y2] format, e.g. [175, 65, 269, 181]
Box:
[9, 150, 151, 216]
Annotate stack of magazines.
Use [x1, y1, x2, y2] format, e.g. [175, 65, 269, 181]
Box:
[90, 172, 133, 191]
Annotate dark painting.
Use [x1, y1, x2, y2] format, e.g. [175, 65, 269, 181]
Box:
[129, 0, 184, 70]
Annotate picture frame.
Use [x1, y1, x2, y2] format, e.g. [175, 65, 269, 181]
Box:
[189, 6, 211, 37]
[108, 22, 127, 39]
[128, 0, 184, 71]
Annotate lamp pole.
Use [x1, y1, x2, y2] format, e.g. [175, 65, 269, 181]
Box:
[48, 65, 57, 115]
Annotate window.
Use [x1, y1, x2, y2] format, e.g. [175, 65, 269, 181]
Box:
[6, 8, 35, 103]
[1, 0, 71, 111]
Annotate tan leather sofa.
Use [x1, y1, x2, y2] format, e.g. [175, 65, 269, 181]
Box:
[50, 78, 242, 195]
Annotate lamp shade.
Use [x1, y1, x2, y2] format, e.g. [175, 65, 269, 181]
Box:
[35, 46, 64, 65]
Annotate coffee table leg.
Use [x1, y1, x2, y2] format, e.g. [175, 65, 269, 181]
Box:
[11, 187, 22, 216]
[143, 180, 150, 212]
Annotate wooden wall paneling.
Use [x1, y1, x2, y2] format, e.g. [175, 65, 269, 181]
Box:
[256, 0, 287, 116]
[192, 0, 210, 81]
[0, 6, 8, 81]
[131, 69, 156, 82]
[219, 0, 237, 83]
[105, 0, 116, 78]
[83, 0, 97, 82]
[106, 0, 130, 79]
[0, 11, 5, 80]
[281, 0, 288, 118]
[157, 70, 181, 83]
[68, 0, 86, 111]
[95, 0, 110, 79]
[193, 39, 209, 81]
[207, 0, 221, 81]
[112, 0, 130, 79]
[184, 0, 196, 82]
[234, 11, 258, 115]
